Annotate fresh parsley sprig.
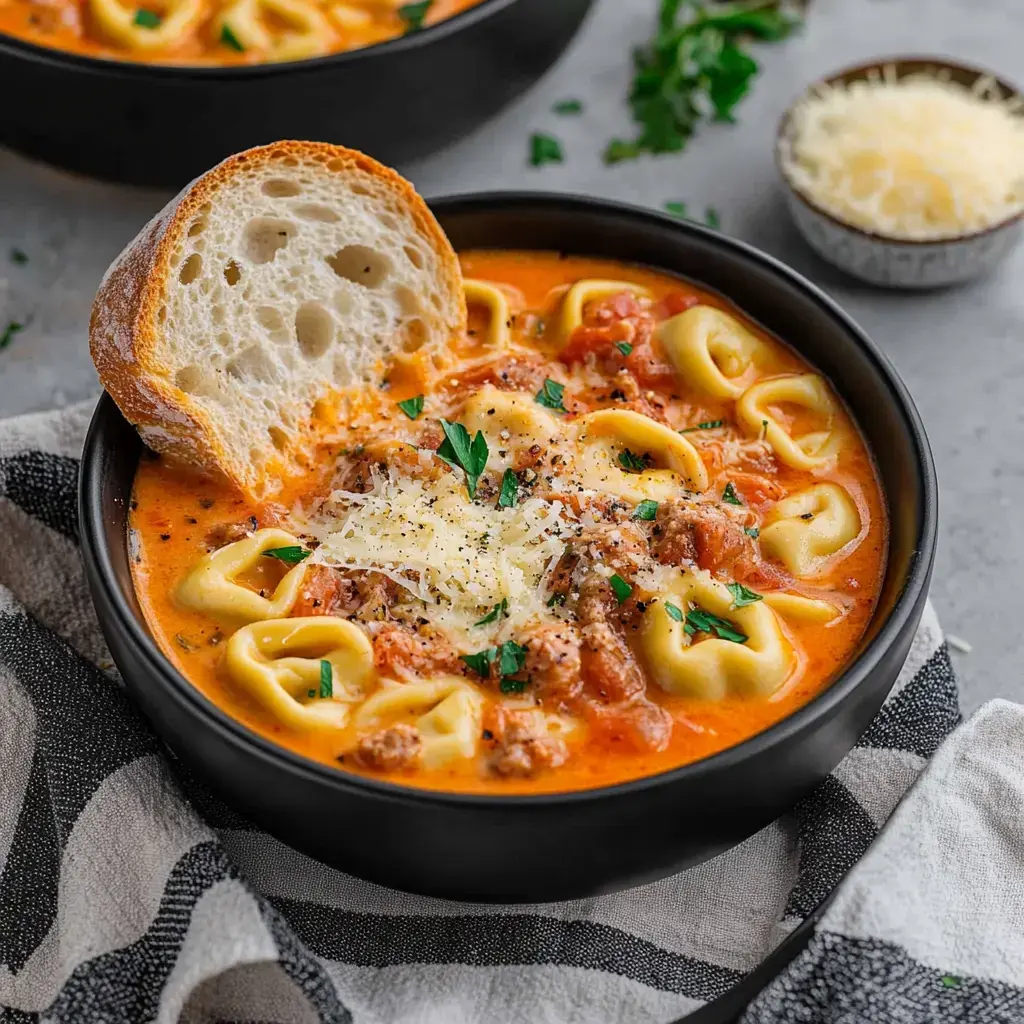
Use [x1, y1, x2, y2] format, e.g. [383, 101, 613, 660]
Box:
[535, 377, 568, 412]
[435, 419, 489, 499]
[263, 546, 311, 565]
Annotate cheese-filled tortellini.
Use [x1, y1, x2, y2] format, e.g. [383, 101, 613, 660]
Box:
[463, 280, 513, 349]
[642, 570, 794, 700]
[176, 528, 309, 623]
[761, 592, 841, 623]
[554, 279, 652, 348]
[224, 616, 375, 731]
[461, 386, 565, 467]
[760, 483, 861, 576]
[90, 0, 204, 50]
[354, 677, 484, 768]
[659, 306, 766, 398]
[215, 0, 333, 61]
[736, 373, 843, 471]
[576, 409, 708, 501]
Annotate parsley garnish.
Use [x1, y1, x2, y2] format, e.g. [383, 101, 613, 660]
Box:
[726, 582, 762, 607]
[498, 468, 519, 508]
[262, 545, 310, 564]
[722, 481, 743, 505]
[686, 607, 748, 643]
[604, 0, 801, 164]
[461, 640, 528, 685]
[307, 689, 316, 698]
[664, 201, 723, 229]
[705, 206, 721, 229]
[460, 647, 496, 677]
[681, 419, 725, 432]
[500, 677, 528, 694]
[397, 0, 432, 31]
[744, 525, 760, 539]
[615, 341, 633, 356]
[220, 23, 244, 50]
[633, 499, 659, 521]
[497, 640, 528, 676]
[618, 448, 650, 473]
[664, 201, 688, 218]
[535, 377, 567, 412]
[609, 574, 632, 605]
[529, 133, 564, 167]
[9, 248, 27, 265]
[436, 419, 489, 499]
[0, 321, 23, 351]
[664, 601, 684, 622]
[397, 395, 424, 420]
[547, 593, 567, 607]
[940, 975, 961, 989]
[474, 599, 508, 627]
[553, 99, 583, 115]
[319, 659, 333, 699]
[133, 8, 161, 26]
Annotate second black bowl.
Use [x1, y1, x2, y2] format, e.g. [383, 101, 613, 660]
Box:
[79, 193, 937, 903]
[0, 0, 593, 187]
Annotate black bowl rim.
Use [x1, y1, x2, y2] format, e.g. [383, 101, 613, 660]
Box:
[79, 190, 938, 810]
[0, 0, 519, 78]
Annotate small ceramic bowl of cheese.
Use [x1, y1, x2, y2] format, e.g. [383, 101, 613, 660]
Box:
[776, 56, 1024, 288]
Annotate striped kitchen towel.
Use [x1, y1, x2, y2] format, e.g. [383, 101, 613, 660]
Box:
[0, 399, 964, 1024]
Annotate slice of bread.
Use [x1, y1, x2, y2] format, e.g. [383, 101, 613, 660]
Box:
[90, 141, 465, 497]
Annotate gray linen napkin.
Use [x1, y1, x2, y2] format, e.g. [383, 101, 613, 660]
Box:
[0, 400, 960, 1024]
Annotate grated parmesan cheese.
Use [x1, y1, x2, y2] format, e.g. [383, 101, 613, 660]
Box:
[780, 67, 1024, 240]
[295, 470, 573, 647]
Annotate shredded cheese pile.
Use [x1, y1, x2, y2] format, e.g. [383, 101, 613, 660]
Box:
[299, 468, 572, 644]
[781, 68, 1024, 240]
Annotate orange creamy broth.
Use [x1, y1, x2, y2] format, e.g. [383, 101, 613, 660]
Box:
[130, 250, 888, 794]
[0, 0, 481, 65]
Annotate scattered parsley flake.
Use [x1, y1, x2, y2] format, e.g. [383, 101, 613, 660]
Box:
[497, 640, 528, 677]
[530, 132, 564, 167]
[535, 377, 567, 412]
[397, 395, 424, 420]
[0, 321, 23, 351]
[744, 525, 760, 539]
[9, 248, 27, 265]
[681, 419, 725, 432]
[220, 23, 244, 50]
[133, 8, 161, 26]
[547, 593, 567, 607]
[615, 341, 634, 356]
[609, 574, 632, 605]
[726, 582, 762, 607]
[618, 448, 650, 473]
[633, 499, 659, 521]
[319, 659, 333, 699]
[262, 545, 310, 564]
[940, 975, 961, 989]
[307, 689, 316, 698]
[686, 606, 748, 643]
[397, 0, 432, 31]
[664, 201, 688, 218]
[498, 468, 519, 508]
[461, 647, 497, 677]
[553, 99, 583, 115]
[705, 206, 721, 229]
[722, 481, 743, 505]
[500, 677, 528, 694]
[474, 599, 508, 627]
[664, 601, 684, 622]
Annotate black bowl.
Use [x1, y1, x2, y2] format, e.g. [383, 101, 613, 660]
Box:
[79, 193, 937, 903]
[0, 0, 593, 187]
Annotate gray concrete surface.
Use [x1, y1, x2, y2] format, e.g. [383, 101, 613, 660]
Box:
[0, 0, 1019, 712]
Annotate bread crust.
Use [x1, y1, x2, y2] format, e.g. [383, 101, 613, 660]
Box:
[89, 140, 465, 494]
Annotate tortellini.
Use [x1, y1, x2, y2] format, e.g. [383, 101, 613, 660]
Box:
[461, 386, 565, 468]
[176, 528, 308, 623]
[90, 0, 204, 50]
[354, 677, 484, 769]
[575, 409, 708, 501]
[760, 483, 860, 576]
[642, 570, 794, 700]
[659, 306, 766, 398]
[761, 592, 841, 623]
[736, 374, 843, 471]
[215, 0, 333, 60]
[463, 280, 513, 349]
[224, 616, 375, 731]
[554, 279, 652, 348]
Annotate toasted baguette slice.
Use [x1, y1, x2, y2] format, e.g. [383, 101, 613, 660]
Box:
[90, 141, 465, 497]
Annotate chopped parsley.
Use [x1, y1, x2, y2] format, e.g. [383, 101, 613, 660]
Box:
[535, 377, 568, 412]
[744, 525, 760, 539]
[500, 677, 528, 694]
[664, 601, 684, 622]
[726, 582, 762, 607]
[940, 975, 961, 989]
[436, 418, 489, 499]
[609, 573, 632, 605]
[722, 481, 743, 505]
[133, 8, 161, 26]
[552, 99, 583, 115]
[0, 321, 23, 351]
[460, 647, 496, 677]
[220, 23, 244, 50]
[474, 599, 508, 627]
[686, 607, 748, 643]
[681, 419, 725, 432]
[529, 132, 564, 167]
[397, 0, 432, 31]
[618, 448, 650, 473]
[262, 545, 311, 564]
[615, 341, 634, 356]
[497, 640, 528, 676]
[9, 248, 27, 265]
[397, 394, 424, 420]
[705, 206, 721, 229]
[603, 0, 801, 164]
[633, 499, 659, 521]
[461, 640, 528, 686]
[664, 200, 688, 218]
[319, 659, 333, 699]
[547, 592, 567, 607]
[498, 468, 519, 508]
